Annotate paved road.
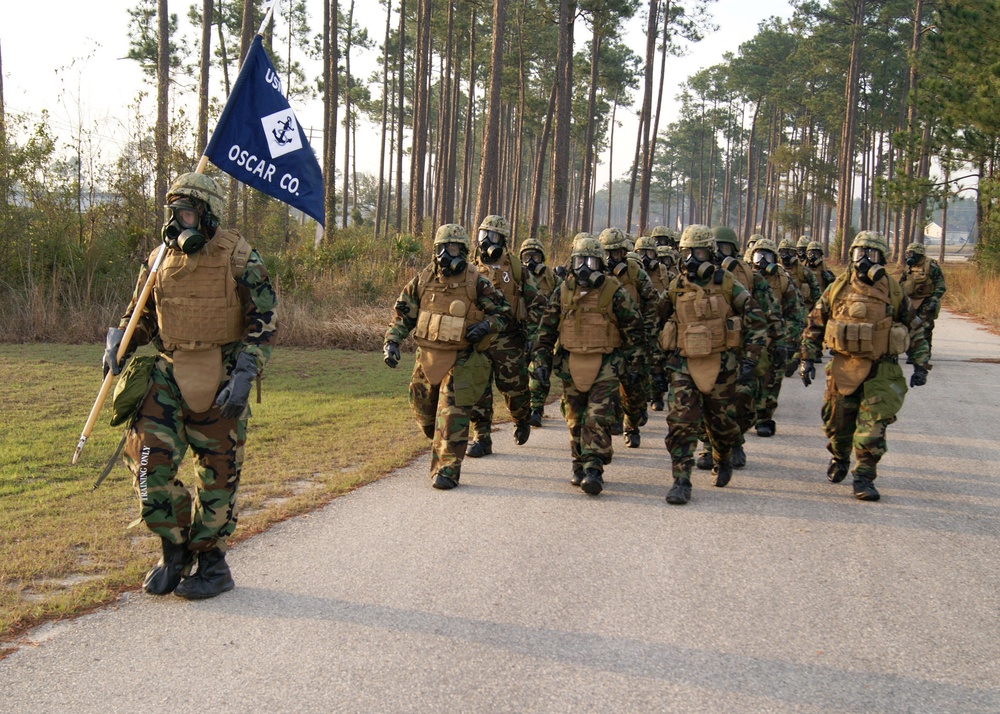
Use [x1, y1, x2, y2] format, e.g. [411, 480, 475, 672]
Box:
[3, 310, 999, 712]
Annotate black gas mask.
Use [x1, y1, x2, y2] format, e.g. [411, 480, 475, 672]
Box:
[478, 229, 506, 263]
[571, 255, 606, 288]
[716, 243, 738, 272]
[637, 249, 659, 273]
[162, 198, 207, 254]
[682, 247, 715, 280]
[806, 249, 824, 268]
[655, 236, 677, 251]
[779, 249, 798, 267]
[521, 249, 546, 276]
[436, 242, 468, 277]
[905, 252, 923, 267]
[851, 246, 886, 284]
[797, 246, 808, 262]
[753, 249, 778, 276]
[606, 248, 630, 277]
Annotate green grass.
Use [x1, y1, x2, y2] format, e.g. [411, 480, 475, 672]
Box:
[0, 344, 438, 643]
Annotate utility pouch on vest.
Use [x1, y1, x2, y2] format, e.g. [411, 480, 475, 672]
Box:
[659, 321, 677, 351]
[172, 347, 224, 413]
[889, 322, 910, 355]
[452, 350, 491, 407]
[109, 355, 157, 427]
[863, 361, 907, 422]
[725, 316, 742, 349]
[416, 311, 466, 345]
[682, 324, 713, 358]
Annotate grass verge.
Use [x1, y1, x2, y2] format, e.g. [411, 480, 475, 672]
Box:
[941, 262, 1000, 333]
[0, 344, 436, 647]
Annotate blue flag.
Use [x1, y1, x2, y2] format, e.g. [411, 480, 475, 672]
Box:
[205, 35, 325, 226]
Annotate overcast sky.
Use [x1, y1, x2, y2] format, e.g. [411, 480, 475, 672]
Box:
[2, 0, 794, 182]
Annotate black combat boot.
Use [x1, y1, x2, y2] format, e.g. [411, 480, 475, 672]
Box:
[852, 473, 880, 501]
[712, 457, 733, 488]
[609, 420, 623, 436]
[731, 444, 747, 469]
[650, 398, 664, 412]
[466, 439, 492, 458]
[580, 468, 604, 495]
[432, 472, 458, 490]
[696, 449, 714, 470]
[665, 478, 692, 505]
[142, 537, 194, 595]
[174, 547, 235, 600]
[570, 468, 584, 487]
[827, 458, 850, 483]
[624, 429, 641, 448]
[513, 421, 531, 445]
[638, 410, 649, 427]
[529, 409, 543, 428]
[755, 420, 776, 437]
[421, 423, 435, 439]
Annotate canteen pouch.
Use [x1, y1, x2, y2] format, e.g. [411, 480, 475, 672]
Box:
[682, 324, 713, 358]
[889, 322, 910, 355]
[724, 316, 742, 349]
[862, 361, 907, 422]
[658, 321, 677, 351]
[452, 350, 491, 407]
[109, 355, 157, 427]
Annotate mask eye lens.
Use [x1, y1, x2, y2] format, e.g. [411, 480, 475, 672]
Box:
[753, 250, 774, 265]
[167, 200, 200, 228]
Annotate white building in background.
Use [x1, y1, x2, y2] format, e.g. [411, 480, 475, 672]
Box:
[923, 222, 970, 245]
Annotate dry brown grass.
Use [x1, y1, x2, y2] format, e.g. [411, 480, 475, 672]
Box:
[941, 262, 1000, 333]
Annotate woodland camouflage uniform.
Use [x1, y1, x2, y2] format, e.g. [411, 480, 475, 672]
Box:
[805, 240, 837, 291]
[384, 224, 512, 488]
[801, 231, 929, 501]
[898, 242, 947, 361]
[519, 237, 563, 422]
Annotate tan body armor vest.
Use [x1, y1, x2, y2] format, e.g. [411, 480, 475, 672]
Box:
[648, 263, 670, 293]
[412, 264, 485, 351]
[152, 228, 250, 352]
[612, 258, 643, 306]
[790, 263, 812, 302]
[558, 276, 623, 355]
[728, 259, 755, 292]
[535, 266, 556, 297]
[763, 269, 791, 310]
[477, 252, 528, 324]
[902, 260, 936, 307]
[669, 273, 740, 359]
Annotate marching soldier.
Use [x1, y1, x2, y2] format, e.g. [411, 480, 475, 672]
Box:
[519, 236, 563, 426]
[532, 234, 646, 495]
[383, 224, 512, 490]
[779, 236, 822, 309]
[800, 231, 929, 501]
[635, 235, 671, 412]
[805, 240, 837, 291]
[899, 242, 946, 362]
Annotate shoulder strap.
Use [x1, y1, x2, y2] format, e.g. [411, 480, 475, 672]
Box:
[508, 253, 522, 285]
[230, 236, 253, 278]
[826, 271, 851, 305]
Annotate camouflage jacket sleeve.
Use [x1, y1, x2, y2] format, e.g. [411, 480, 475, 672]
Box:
[532, 289, 563, 366]
[117, 263, 159, 347]
[733, 281, 766, 364]
[235, 249, 278, 371]
[384, 274, 422, 345]
[778, 270, 805, 351]
[803, 267, 822, 308]
[520, 268, 546, 343]
[633, 265, 661, 342]
[476, 274, 513, 334]
[929, 260, 947, 301]
[898, 292, 930, 367]
[752, 273, 782, 347]
[612, 285, 647, 356]
[800, 286, 831, 362]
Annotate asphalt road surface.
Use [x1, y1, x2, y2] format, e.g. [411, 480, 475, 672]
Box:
[2, 310, 999, 712]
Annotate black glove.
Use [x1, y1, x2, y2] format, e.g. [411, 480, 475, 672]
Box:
[383, 341, 401, 369]
[103, 327, 129, 378]
[800, 359, 816, 387]
[910, 365, 928, 387]
[737, 358, 756, 386]
[533, 363, 549, 383]
[465, 320, 490, 344]
[783, 348, 800, 378]
[215, 351, 258, 419]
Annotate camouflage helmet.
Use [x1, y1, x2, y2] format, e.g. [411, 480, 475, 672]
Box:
[778, 237, 798, 251]
[712, 226, 739, 247]
[796, 235, 811, 249]
[598, 227, 628, 251]
[679, 224, 716, 251]
[433, 223, 470, 250]
[747, 233, 764, 245]
[518, 237, 546, 259]
[650, 226, 672, 239]
[753, 237, 779, 254]
[634, 235, 657, 252]
[807, 241, 824, 254]
[571, 233, 607, 265]
[625, 234, 636, 252]
[655, 244, 676, 259]
[851, 230, 889, 256]
[166, 172, 226, 219]
[905, 242, 927, 257]
[478, 214, 511, 238]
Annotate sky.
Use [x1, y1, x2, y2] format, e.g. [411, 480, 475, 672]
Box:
[1, 0, 795, 184]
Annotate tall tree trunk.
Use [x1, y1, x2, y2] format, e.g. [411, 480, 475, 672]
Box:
[460, 9, 476, 227]
[475, 0, 507, 224]
[606, 87, 620, 229]
[835, 0, 867, 261]
[629, 0, 658, 234]
[155, 0, 170, 236]
[322, 0, 339, 241]
[197, 0, 213, 157]
[394, 0, 405, 232]
[640, 0, 669, 234]
[549, 0, 574, 240]
[341, 0, 355, 228]
[581, 28, 601, 233]
[742, 103, 760, 241]
[375, 0, 393, 238]
[409, 0, 431, 235]
[530, 81, 557, 239]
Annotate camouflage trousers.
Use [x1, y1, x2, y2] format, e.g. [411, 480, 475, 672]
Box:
[666, 353, 741, 478]
[619, 353, 651, 431]
[529, 357, 552, 412]
[123, 359, 245, 552]
[699, 378, 756, 450]
[469, 332, 531, 442]
[821, 376, 896, 480]
[755, 347, 785, 423]
[650, 346, 669, 403]
[557, 352, 621, 476]
[916, 301, 937, 359]
[410, 356, 473, 482]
